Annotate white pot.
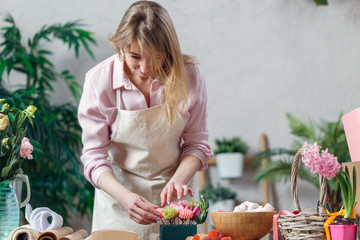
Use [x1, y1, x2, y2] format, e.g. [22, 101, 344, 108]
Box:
[208, 199, 235, 226]
[215, 152, 244, 178]
[210, 199, 235, 212]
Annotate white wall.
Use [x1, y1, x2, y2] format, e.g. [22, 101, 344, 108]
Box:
[3, 0, 360, 231]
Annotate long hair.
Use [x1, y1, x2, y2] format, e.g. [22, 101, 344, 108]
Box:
[109, 1, 192, 125]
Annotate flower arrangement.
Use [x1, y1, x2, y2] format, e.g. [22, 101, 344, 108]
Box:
[157, 195, 209, 225]
[300, 141, 357, 221]
[0, 99, 36, 182]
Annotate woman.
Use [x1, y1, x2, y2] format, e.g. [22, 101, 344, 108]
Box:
[78, 1, 213, 239]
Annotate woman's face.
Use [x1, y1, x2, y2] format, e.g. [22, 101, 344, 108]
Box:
[124, 41, 164, 81]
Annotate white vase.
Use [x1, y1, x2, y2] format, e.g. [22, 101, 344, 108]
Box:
[216, 152, 244, 178]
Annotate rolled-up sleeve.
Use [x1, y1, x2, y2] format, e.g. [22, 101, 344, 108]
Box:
[180, 63, 214, 171]
[78, 66, 116, 188]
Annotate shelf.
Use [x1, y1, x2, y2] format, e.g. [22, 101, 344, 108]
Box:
[208, 155, 255, 166]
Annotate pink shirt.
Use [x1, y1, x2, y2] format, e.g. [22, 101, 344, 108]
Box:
[78, 54, 213, 187]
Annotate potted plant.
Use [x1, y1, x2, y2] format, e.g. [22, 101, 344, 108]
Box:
[200, 182, 236, 211]
[200, 182, 236, 227]
[214, 137, 249, 178]
[327, 166, 358, 240]
[0, 14, 96, 224]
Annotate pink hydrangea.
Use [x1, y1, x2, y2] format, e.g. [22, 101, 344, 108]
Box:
[19, 137, 34, 159]
[300, 142, 342, 179]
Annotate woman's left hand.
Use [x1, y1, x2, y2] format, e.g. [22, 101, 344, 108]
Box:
[160, 181, 193, 207]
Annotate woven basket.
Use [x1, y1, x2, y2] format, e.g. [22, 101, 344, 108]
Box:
[277, 151, 328, 240]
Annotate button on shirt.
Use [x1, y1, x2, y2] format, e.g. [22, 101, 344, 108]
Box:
[78, 54, 213, 187]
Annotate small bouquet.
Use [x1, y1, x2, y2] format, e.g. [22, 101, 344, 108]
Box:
[0, 99, 37, 182]
[157, 195, 209, 225]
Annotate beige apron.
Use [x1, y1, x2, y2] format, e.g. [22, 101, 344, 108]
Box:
[92, 89, 197, 239]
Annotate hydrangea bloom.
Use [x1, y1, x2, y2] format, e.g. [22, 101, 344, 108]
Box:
[300, 141, 342, 179]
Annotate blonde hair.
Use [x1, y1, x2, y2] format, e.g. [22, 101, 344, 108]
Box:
[109, 1, 193, 125]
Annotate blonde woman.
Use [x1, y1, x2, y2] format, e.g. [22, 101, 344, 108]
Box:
[78, 1, 213, 239]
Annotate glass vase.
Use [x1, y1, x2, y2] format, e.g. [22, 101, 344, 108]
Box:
[0, 181, 20, 240]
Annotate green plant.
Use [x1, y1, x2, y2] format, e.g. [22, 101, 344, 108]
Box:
[337, 166, 356, 219]
[0, 14, 96, 223]
[313, 0, 328, 6]
[0, 100, 36, 181]
[200, 182, 236, 203]
[214, 137, 249, 155]
[254, 113, 350, 211]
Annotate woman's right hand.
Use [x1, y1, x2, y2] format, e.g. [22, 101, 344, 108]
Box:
[119, 191, 160, 225]
[97, 171, 160, 225]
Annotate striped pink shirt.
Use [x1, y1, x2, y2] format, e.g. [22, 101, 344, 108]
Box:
[78, 54, 213, 187]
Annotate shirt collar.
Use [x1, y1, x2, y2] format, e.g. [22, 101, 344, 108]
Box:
[112, 54, 133, 90]
[112, 54, 161, 90]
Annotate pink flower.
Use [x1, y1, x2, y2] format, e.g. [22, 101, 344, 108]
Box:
[19, 137, 34, 159]
[300, 142, 342, 180]
[178, 208, 193, 219]
[169, 202, 184, 211]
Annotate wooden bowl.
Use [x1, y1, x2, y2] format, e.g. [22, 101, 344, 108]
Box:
[211, 211, 276, 240]
[90, 230, 138, 240]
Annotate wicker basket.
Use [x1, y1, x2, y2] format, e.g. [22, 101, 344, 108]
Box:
[277, 151, 328, 240]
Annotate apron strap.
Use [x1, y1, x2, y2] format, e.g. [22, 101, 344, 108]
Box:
[116, 89, 121, 110]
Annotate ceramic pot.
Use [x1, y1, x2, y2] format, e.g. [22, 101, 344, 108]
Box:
[328, 224, 358, 240]
[208, 199, 235, 227]
[216, 152, 244, 178]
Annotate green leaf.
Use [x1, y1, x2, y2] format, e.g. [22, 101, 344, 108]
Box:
[0, 60, 6, 79]
[352, 166, 356, 209]
[214, 137, 249, 154]
[1, 164, 12, 178]
[313, 0, 328, 6]
[286, 113, 316, 140]
[195, 211, 208, 224]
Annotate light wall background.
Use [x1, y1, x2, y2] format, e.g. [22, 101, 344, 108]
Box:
[3, 0, 360, 231]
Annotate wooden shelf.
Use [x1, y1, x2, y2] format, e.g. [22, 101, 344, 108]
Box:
[208, 155, 255, 166]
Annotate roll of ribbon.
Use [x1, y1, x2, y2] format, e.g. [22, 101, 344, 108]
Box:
[25, 204, 63, 233]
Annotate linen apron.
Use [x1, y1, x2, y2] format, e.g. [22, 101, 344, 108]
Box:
[92, 89, 197, 240]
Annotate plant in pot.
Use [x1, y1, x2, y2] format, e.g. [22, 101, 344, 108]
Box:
[326, 166, 358, 240]
[200, 182, 236, 211]
[200, 181, 237, 227]
[0, 14, 96, 225]
[214, 137, 249, 178]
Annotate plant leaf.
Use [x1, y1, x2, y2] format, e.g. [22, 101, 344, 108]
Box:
[313, 0, 328, 6]
[0, 60, 6, 79]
